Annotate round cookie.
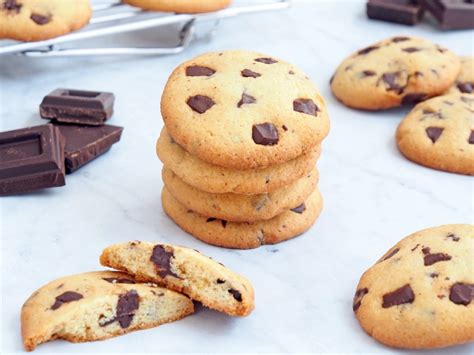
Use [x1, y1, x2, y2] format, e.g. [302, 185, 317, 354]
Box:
[353, 224, 474, 349]
[330, 36, 460, 110]
[157, 128, 321, 194]
[161, 50, 330, 169]
[396, 94, 474, 175]
[161, 186, 323, 249]
[0, 0, 92, 42]
[162, 166, 318, 222]
[123, 0, 231, 13]
[100, 242, 254, 316]
[21, 271, 194, 351]
[447, 57, 474, 95]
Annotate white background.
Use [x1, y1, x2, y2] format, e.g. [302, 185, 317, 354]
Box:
[1, 0, 473, 353]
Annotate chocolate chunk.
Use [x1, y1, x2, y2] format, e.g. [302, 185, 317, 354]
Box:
[206, 217, 216, 222]
[353, 288, 369, 312]
[361, 70, 377, 77]
[402, 47, 421, 53]
[185, 65, 215, 77]
[367, 0, 423, 25]
[358, 45, 379, 55]
[221, 220, 227, 228]
[116, 290, 139, 328]
[457, 82, 473, 93]
[241, 69, 261, 78]
[290, 203, 306, 214]
[424, 253, 452, 266]
[422, 247, 431, 255]
[55, 124, 123, 174]
[429, 273, 439, 278]
[40, 88, 115, 126]
[51, 291, 83, 310]
[382, 284, 415, 308]
[282, 125, 288, 131]
[237, 93, 256, 108]
[469, 131, 474, 144]
[446, 233, 460, 241]
[401, 93, 426, 104]
[449, 283, 474, 305]
[420, 0, 474, 29]
[289, 70, 295, 75]
[392, 36, 411, 42]
[411, 244, 420, 251]
[0, 124, 65, 196]
[150, 245, 180, 278]
[381, 247, 400, 261]
[187, 95, 215, 114]
[252, 123, 279, 146]
[293, 98, 319, 116]
[228, 289, 242, 302]
[3, 0, 21, 12]
[426, 127, 443, 143]
[255, 57, 277, 64]
[217, 279, 226, 284]
[380, 72, 406, 92]
[103, 277, 136, 284]
[30, 13, 51, 25]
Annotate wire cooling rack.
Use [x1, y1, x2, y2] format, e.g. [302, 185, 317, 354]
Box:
[0, 0, 290, 57]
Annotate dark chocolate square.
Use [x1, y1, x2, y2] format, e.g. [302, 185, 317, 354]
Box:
[40, 88, 115, 126]
[367, 0, 424, 25]
[0, 124, 65, 196]
[420, 0, 474, 29]
[54, 124, 123, 174]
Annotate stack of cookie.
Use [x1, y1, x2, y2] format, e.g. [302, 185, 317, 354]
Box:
[157, 50, 330, 249]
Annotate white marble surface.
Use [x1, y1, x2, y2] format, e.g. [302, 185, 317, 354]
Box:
[1, 0, 473, 353]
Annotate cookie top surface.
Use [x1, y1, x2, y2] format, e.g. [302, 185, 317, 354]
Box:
[447, 57, 474, 95]
[161, 50, 330, 169]
[353, 224, 474, 349]
[21, 270, 193, 351]
[396, 94, 474, 175]
[0, 0, 92, 42]
[156, 127, 320, 194]
[123, 0, 231, 13]
[162, 166, 318, 222]
[100, 242, 255, 316]
[331, 36, 460, 110]
[162, 186, 323, 249]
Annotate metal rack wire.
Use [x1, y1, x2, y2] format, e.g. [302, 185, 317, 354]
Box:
[0, 0, 290, 57]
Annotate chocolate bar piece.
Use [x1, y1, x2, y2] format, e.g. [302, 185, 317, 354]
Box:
[40, 88, 115, 126]
[367, 0, 424, 25]
[0, 124, 65, 196]
[55, 124, 123, 173]
[420, 0, 474, 29]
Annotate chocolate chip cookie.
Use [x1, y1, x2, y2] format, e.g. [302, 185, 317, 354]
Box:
[0, 0, 92, 42]
[162, 166, 318, 222]
[447, 57, 474, 95]
[353, 224, 474, 349]
[100, 242, 254, 316]
[157, 128, 321, 194]
[396, 94, 474, 175]
[21, 271, 194, 351]
[123, 0, 231, 13]
[331, 36, 460, 110]
[161, 186, 323, 249]
[161, 50, 330, 169]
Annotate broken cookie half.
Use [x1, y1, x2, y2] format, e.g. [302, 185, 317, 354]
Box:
[21, 271, 194, 351]
[100, 242, 255, 317]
